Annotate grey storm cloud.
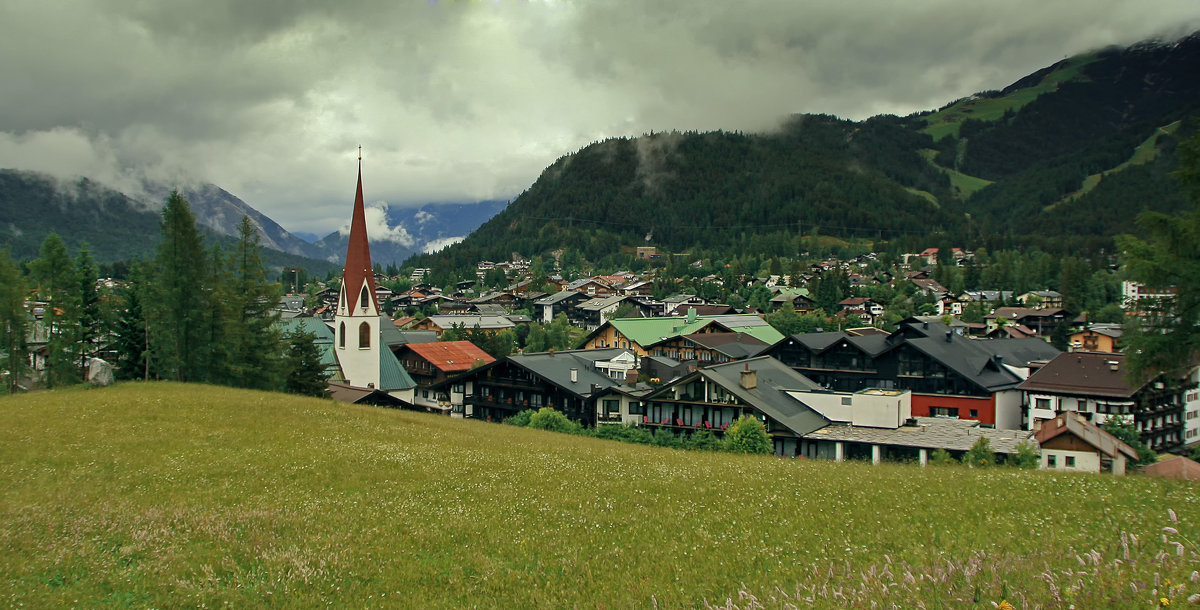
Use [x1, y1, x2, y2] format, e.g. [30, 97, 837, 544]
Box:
[1, 0, 1198, 234]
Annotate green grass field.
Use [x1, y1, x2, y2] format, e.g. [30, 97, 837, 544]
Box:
[2, 383, 1199, 608]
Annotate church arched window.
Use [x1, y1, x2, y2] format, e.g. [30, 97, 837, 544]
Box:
[360, 285, 371, 310]
[359, 321, 371, 348]
[338, 322, 345, 348]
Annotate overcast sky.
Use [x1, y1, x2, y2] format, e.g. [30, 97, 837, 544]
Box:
[1, 0, 1198, 236]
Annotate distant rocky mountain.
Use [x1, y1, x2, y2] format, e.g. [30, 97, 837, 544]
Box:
[0, 168, 508, 273]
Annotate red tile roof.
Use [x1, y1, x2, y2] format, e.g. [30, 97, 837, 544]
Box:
[406, 341, 496, 372]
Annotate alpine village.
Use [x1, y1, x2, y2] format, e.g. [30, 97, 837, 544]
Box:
[5, 29, 1200, 609]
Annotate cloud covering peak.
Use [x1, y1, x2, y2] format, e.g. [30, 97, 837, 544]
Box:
[0, 0, 1197, 234]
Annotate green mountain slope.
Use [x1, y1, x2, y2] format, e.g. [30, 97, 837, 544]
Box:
[414, 32, 1200, 271]
[413, 115, 961, 270]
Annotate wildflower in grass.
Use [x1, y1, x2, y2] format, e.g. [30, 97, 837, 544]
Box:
[997, 600, 1014, 610]
[1159, 596, 1170, 606]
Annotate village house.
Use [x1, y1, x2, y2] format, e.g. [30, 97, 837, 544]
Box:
[765, 319, 1060, 430]
[1070, 323, 1123, 352]
[396, 340, 495, 413]
[1017, 290, 1065, 310]
[410, 314, 519, 338]
[533, 290, 590, 323]
[985, 307, 1069, 336]
[582, 310, 783, 357]
[1033, 412, 1138, 475]
[449, 348, 638, 425]
[1019, 352, 1188, 452]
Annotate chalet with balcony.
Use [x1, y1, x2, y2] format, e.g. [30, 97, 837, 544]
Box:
[533, 290, 590, 323]
[638, 357, 831, 456]
[765, 319, 1060, 429]
[396, 340, 495, 413]
[1019, 352, 1188, 452]
[452, 348, 638, 425]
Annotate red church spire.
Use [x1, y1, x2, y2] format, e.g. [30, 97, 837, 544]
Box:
[342, 150, 378, 312]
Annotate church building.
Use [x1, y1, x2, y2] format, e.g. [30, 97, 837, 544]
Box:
[331, 157, 416, 402]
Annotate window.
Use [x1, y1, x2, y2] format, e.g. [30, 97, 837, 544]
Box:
[360, 285, 370, 310]
[841, 397, 853, 406]
[930, 406, 959, 418]
[1035, 398, 1050, 410]
[359, 321, 371, 348]
[1065, 456, 1076, 468]
[452, 384, 465, 394]
[969, 409, 978, 418]
[338, 322, 346, 348]
[604, 399, 620, 414]
[1047, 455, 1057, 468]
[629, 402, 645, 415]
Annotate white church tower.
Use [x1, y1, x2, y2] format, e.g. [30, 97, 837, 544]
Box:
[334, 155, 382, 389]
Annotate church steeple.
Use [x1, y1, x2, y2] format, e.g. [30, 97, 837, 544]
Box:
[342, 150, 379, 313]
[334, 151, 383, 389]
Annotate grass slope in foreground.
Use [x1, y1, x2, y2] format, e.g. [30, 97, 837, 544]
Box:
[2, 383, 1199, 608]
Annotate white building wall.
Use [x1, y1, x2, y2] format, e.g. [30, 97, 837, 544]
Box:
[994, 390, 1024, 430]
[1185, 368, 1200, 447]
[1041, 449, 1101, 473]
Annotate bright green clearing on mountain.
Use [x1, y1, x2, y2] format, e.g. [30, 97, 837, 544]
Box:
[2, 383, 1197, 608]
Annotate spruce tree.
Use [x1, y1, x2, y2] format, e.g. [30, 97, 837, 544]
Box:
[283, 328, 330, 397]
[0, 248, 28, 393]
[146, 191, 211, 382]
[221, 216, 284, 390]
[29, 233, 80, 387]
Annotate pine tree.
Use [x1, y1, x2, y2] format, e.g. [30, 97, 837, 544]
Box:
[110, 263, 152, 381]
[283, 328, 330, 396]
[75, 244, 100, 376]
[146, 191, 212, 382]
[1118, 128, 1200, 377]
[29, 233, 80, 387]
[0, 248, 28, 393]
[216, 217, 284, 390]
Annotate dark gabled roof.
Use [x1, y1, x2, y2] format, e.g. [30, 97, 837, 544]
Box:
[503, 348, 632, 398]
[648, 357, 828, 436]
[379, 315, 408, 348]
[1018, 352, 1146, 398]
[984, 338, 1062, 367]
[900, 335, 1024, 392]
[784, 331, 890, 358]
[534, 290, 588, 306]
[682, 332, 769, 360]
[697, 357, 828, 436]
[328, 382, 407, 406]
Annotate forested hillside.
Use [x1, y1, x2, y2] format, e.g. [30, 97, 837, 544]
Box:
[412, 32, 1200, 271]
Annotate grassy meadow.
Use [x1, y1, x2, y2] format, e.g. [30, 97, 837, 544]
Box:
[2, 383, 1199, 608]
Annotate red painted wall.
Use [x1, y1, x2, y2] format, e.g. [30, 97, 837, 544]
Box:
[913, 394, 996, 426]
